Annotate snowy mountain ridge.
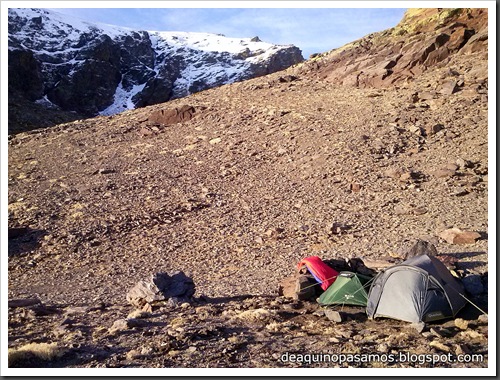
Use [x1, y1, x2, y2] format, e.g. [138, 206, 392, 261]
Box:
[8, 8, 303, 127]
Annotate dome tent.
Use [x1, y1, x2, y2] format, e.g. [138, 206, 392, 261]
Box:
[317, 272, 372, 307]
[366, 254, 467, 323]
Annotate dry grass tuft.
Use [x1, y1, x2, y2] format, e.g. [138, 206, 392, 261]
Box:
[232, 308, 277, 323]
[8, 342, 65, 367]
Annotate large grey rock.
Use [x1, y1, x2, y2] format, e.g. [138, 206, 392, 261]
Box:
[126, 271, 195, 308]
[405, 239, 438, 259]
[324, 309, 343, 323]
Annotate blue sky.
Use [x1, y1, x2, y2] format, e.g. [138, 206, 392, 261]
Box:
[47, 7, 407, 58]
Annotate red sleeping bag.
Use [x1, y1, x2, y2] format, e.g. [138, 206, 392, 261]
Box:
[297, 256, 339, 291]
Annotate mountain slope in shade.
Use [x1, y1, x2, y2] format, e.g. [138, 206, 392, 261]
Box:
[8, 8, 303, 133]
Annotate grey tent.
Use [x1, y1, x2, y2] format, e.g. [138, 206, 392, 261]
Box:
[366, 254, 466, 323]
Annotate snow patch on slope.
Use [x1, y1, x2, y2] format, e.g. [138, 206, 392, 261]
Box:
[100, 82, 146, 116]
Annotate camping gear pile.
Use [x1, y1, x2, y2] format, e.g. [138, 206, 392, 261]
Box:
[279, 240, 471, 324]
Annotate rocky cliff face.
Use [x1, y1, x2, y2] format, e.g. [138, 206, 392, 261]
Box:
[297, 8, 487, 88]
[8, 8, 303, 133]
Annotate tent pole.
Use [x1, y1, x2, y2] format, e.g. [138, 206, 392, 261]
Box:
[456, 292, 488, 316]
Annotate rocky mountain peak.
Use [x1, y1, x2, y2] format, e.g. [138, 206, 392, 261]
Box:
[8, 8, 303, 134]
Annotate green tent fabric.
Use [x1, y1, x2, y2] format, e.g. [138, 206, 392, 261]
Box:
[317, 272, 372, 307]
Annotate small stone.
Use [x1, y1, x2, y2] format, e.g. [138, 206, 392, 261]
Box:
[477, 314, 488, 323]
[377, 343, 389, 353]
[419, 91, 435, 100]
[408, 124, 422, 135]
[410, 321, 426, 333]
[394, 204, 411, 215]
[385, 168, 403, 179]
[429, 340, 451, 352]
[460, 330, 483, 339]
[456, 158, 472, 169]
[399, 172, 412, 182]
[278, 275, 299, 299]
[350, 183, 362, 192]
[142, 303, 153, 313]
[438, 328, 453, 337]
[430, 327, 443, 338]
[126, 349, 141, 360]
[313, 309, 325, 317]
[98, 168, 115, 175]
[450, 187, 470, 197]
[64, 306, 89, 315]
[455, 344, 471, 356]
[139, 127, 153, 136]
[430, 169, 456, 178]
[126, 318, 150, 328]
[295, 276, 316, 301]
[209, 137, 222, 145]
[53, 325, 70, 338]
[141, 346, 154, 356]
[228, 336, 242, 344]
[324, 309, 343, 323]
[60, 317, 75, 326]
[328, 222, 344, 235]
[127, 310, 149, 319]
[423, 123, 444, 136]
[109, 319, 129, 333]
[454, 318, 469, 330]
[440, 80, 458, 95]
[444, 163, 459, 171]
[412, 206, 428, 215]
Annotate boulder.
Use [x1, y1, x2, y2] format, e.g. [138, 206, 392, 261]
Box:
[405, 239, 438, 259]
[147, 105, 198, 126]
[438, 228, 481, 244]
[278, 274, 317, 301]
[278, 275, 298, 299]
[126, 271, 195, 308]
[295, 276, 317, 301]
